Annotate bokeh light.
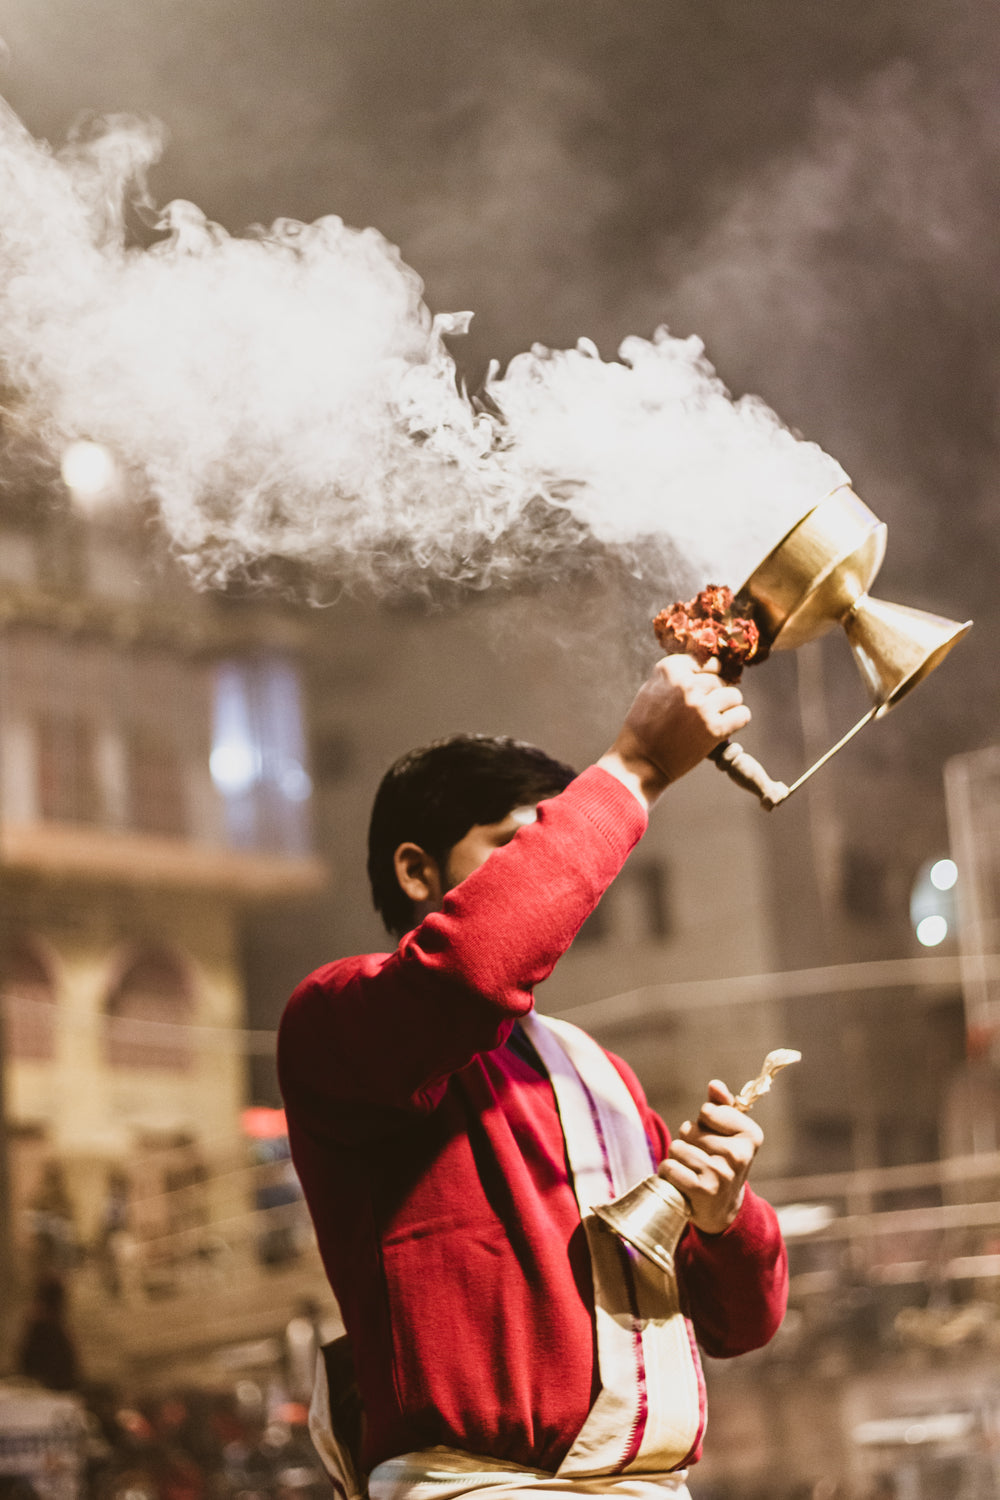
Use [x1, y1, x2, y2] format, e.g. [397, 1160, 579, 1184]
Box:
[60, 439, 118, 510]
[929, 858, 958, 891]
[915, 914, 949, 948]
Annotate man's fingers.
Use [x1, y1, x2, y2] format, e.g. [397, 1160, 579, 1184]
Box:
[668, 1140, 733, 1180]
[664, 1076, 764, 1234]
[719, 703, 752, 735]
[659, 1154, 724, 1200]
[662, 654, 720, 681]
[688, 677, 742, 711]
[706, 1079, 735, 1106]
[668, 1134, 740, 1182]
[696, 681, 742, 707]
[682, 1101, 764, 1145]
[659, 1165, 713, 1204]
[689, 679, 751, 740]
[676, 1133, 757, 1173]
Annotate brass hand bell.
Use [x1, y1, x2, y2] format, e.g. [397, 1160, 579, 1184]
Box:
[593, 1049, 801, 1273]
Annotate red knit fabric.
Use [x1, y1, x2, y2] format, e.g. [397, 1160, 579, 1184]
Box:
[278, 766, 787, 1475]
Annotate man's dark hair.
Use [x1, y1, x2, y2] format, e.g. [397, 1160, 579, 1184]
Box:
[368, 734, 576, 936]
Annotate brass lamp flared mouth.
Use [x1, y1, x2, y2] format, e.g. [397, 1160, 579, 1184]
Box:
[845, 595, 973, 716]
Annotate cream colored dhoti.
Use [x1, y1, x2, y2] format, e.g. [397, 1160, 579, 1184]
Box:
[367, 1448, 691, 1500]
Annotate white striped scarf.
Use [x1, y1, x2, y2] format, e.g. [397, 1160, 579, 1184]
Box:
[520, 1013, 702, 1478]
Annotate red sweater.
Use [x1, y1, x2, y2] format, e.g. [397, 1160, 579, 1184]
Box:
[278, 767, 787, 1475]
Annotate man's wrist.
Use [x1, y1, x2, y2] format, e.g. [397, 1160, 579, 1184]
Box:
[596, 747, 671, 811]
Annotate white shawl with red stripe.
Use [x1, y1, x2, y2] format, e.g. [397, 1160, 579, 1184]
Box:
[520, 1013, 703, 1477]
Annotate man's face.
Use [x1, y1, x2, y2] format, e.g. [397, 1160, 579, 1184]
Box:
[442, 804, 538, 890]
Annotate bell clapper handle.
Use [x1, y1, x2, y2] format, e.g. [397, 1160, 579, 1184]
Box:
[732, 1048, 802, 1111]
[709, 740, 790, 810]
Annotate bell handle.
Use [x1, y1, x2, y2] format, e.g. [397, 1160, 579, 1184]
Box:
[708, 740, 790, 810]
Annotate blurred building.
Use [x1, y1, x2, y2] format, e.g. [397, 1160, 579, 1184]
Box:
[946, 743, 1000, 1055]
[0, 473, 326, 1324]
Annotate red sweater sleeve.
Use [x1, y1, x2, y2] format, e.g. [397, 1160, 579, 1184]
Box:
[677, 1190, 789, 1356]
[278, 767, 647, 1139]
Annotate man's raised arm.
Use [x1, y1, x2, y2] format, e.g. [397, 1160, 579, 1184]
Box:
[279, 655, 750, 1130]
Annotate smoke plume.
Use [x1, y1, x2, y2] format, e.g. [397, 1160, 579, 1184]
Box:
[0, 98, 847, 597]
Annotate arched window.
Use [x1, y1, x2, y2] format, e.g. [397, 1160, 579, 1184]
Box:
[2, 940, 57, 1062]
[105, 949, 194, 1071]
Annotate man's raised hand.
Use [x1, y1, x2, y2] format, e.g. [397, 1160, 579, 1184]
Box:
[598, 654, 752, 809]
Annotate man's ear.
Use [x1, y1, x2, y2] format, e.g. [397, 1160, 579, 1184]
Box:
[393, 842, 444, 910]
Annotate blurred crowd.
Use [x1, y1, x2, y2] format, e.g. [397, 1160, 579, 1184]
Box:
[0, 1372, 330, 1500]
[80, 1385, 329, 1500]
[4, 1254, 330, 1500]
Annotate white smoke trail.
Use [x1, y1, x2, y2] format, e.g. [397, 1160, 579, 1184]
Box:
[0, 100, 847, 596]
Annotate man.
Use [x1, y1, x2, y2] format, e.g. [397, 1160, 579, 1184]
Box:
[278, 654, 788, 1500]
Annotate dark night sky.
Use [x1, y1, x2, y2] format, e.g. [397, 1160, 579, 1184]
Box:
[0, 1, 943, 370]
[0, 0, 994, 766]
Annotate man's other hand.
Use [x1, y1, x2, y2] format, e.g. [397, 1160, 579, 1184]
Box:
[598, 654, 752, 808]
[657, 1079, 763, 1235]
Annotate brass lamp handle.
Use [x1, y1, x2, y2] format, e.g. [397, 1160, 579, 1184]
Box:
[710, 705, 882, 811]
[709, 739, 790, 810]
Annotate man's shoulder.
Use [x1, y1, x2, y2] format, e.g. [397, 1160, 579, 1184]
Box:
[285, 951, 393, 1009]
[279, 952, 395, 1045]
[277, 952, 396, 1096]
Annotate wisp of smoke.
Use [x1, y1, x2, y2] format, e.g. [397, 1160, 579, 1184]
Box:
[0, 100, 847, 597]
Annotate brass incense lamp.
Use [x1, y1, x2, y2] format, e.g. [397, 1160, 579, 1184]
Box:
[594, 1050, 801, 1274]
[689, 484, 972, 809]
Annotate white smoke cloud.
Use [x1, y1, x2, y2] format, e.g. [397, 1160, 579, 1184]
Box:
[0, 98, 848, 597]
